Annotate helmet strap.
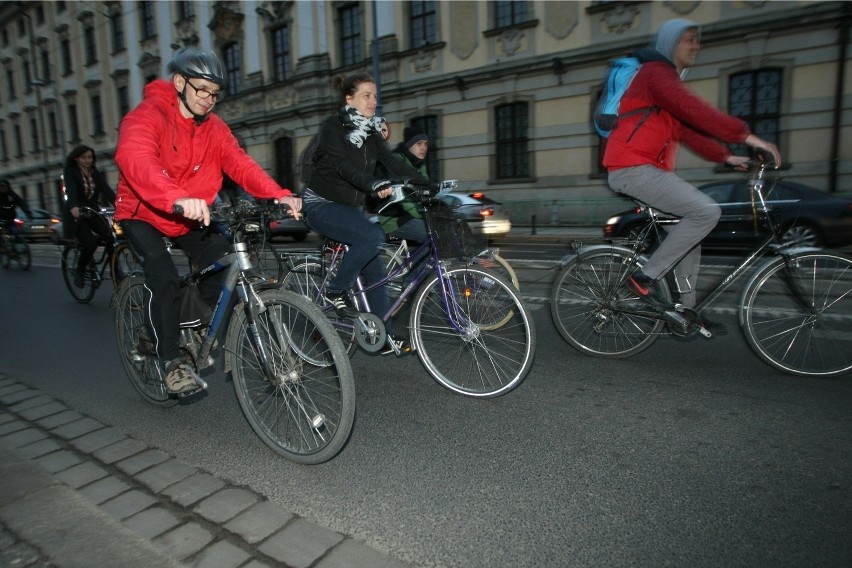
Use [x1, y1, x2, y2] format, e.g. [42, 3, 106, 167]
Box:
[177, 83, 209, 125]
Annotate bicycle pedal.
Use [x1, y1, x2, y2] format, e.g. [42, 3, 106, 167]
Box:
[698, 326, 713, 339]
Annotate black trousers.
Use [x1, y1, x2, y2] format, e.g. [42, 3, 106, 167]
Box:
[75, 215, 113, 275]
[121, 220, 229, 362]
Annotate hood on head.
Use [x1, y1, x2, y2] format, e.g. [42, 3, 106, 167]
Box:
[654, 18, 700, 64]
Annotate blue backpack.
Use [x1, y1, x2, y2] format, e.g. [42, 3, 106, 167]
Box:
[593, 56, 657, 140]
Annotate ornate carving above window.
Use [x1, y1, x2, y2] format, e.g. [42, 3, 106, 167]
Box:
[137, 52, 161, 80]
[209, 2, 245, 44]
[255, 1, 291, 25]
[586, 1, 643, 35]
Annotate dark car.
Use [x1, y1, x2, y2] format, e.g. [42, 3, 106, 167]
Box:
[439, 192, 512, 239]
[603, 179, 852, 249]
[266, 216, 311, 242]
[18, 208, 61, 241]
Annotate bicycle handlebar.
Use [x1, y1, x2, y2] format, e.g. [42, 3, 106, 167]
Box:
[173, 199, 293, 226]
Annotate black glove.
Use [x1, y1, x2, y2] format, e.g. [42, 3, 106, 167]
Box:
[371, 179, 393, 197]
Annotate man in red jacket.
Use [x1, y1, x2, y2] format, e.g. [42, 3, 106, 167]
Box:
[115, 47, 301, 394]
[604, 19, 780, 323]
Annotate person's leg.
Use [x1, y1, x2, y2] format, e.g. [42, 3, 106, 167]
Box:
[75, 218, 99, 282]
[175, 228, 230, 307]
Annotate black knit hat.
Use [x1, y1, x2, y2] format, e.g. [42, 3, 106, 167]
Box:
[403, 127, 428, 148]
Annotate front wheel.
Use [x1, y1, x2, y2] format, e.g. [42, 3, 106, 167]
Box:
[61, 245, 97, 303]
[740, 252, 852, 377]
[549, 248, 669, 358]
[226, 289, 355, 464]
[110, 242, 142, 288]
[410, 266, 536, 398]
[114, 277, 177, 407]
[10, 240, 31, 270]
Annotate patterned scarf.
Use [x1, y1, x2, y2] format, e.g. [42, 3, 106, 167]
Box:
[343, 105, 387, 148]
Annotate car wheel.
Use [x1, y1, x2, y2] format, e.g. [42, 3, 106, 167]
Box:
[781, 224, 821, 247]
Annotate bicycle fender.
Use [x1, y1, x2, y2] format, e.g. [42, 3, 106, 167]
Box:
[557, 243, 646, 267]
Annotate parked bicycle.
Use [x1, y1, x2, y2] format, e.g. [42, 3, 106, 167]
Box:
[281, 180, 536, 398]
[58, 206, 140, 303]
[0, 219, 31, 270]
[550, 161, 852, 378]
[114, 199, 354, 464]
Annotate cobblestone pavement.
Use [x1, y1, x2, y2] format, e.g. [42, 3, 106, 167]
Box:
[0, 376, 415, 568]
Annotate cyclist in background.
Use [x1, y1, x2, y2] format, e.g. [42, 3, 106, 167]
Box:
[0, 178, 32, 244]
[604, 18, 780, 313]
[114, 47, 301, 394]
[62, 144, 117, 288]
[375, 126, 430, 243]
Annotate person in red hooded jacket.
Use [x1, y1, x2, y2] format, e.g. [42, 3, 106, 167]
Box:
[115, 47, 301, 394]
[604, 19, 780, 326]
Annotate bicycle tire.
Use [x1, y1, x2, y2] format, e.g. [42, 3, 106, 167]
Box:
[10, 241, 31, 270]
[114, 277, 178, 407]
[549, 247, 668, 358]
[475, 252, 519, 290]
[61, 245, 97, 303]
[225, 288, 355, 464]
[110, 242, 142, 287]
[740, 252, 852, 377]
[246, 233, 284, 284]
[410, 266, 535, 398]
[378, 244, 408, 313]
[281, 260, 358, 356]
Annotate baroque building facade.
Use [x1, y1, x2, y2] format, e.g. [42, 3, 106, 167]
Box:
[0, 0, 848, 225]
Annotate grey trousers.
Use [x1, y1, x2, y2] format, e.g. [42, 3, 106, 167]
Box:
[608, 165, 721, 308]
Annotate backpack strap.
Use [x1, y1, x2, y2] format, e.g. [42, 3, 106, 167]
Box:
[622, 106, 660, 143]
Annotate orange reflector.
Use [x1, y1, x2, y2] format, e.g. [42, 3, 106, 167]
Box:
[463, 287, 473, 298]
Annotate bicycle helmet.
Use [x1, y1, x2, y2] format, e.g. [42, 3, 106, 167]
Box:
[167, 47, 226, 87]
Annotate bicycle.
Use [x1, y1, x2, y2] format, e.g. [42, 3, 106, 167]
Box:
[280, 181, 536, 398]
[113, 199, 355, 464]
[549, 161, 852, 378]
[58, 206, 140, 303]
[0, 219, 31, 270]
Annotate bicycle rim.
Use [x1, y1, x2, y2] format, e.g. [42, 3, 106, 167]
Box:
[247, 235, 284, 284]
[111, 243, 142, 288]
[61, 246, 96, 303]
[226, 289, 355, 464]
[550, 250, 666, 358]
[411, 267, 535, 398]
[475, 252, 519, 290]
[741, 253, 852, 377]
[114, 278, 177, 407]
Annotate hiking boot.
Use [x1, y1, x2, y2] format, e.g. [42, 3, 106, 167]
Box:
[624, 270, 671, 309]
[325, 292, 359, 318]
[164, 360, 202, 394]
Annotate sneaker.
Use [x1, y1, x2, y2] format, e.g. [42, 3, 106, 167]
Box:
[325, 292, 359, 318]
[74, 271, 85, 288]
[624, 270, 671, 308]
[382, 336, 415, 356]
[164, 360, 202, 394]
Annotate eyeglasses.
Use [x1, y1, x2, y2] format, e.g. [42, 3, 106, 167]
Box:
[184, 78, 223, 101]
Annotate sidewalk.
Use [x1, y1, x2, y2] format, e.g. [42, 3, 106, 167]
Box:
[0, 376, 414, 568]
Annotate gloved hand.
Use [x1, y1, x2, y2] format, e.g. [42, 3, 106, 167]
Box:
[371, 179, 394, 198]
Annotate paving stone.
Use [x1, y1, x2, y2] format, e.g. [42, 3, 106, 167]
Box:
[116, 448, 170, 475]
[153, 522, 215, 561]
[240, 561, 276, 568]
[194, 487, 259, 524]
[33, 449, 82, 473]
[0, 383, 28, 396]
[135, 459, 198, 493]
[100, 489, 159, 521]
[69, 427, 126, 453]
[0, 524, 14, 547]
[50, 417, 105, 440]
[0, 427, 46, 448]
[161, 472, 226, 507]
[0, 412, 15, 424]
[123, 505, 183, 539]
[54, 461, 109, 489]
[36, 409, 84, 429]
[258, 519, 344, 568]
[0, 388, 40, 405]
[18, 401, 67, 421]
[0, 540, 41, 567]
[317, 539, 414, 568]
[8, 394, 54, 412]
[0, 419, 28, 436]
[190, 539, 251, 568]
[14, 438, 61, 459]
[93, 437, 149, 464]
[224, 500, 294, 544]
[78, 475, 132, 505]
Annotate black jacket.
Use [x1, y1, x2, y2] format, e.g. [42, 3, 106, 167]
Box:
[0, 189, 31, 222]
[62, 166, 116, 237]
[308, 113, 426, 207]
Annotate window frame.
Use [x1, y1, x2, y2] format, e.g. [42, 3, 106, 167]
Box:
[493, 101, 531, 181]
[338, 3, 363, 67]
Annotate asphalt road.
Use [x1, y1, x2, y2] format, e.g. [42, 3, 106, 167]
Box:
[1, 251, 851, 567]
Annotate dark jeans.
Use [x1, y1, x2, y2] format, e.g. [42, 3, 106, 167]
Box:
[75, 215, 114, 276]
[304, 200, 392, 331]
[121, 220, 229, 362]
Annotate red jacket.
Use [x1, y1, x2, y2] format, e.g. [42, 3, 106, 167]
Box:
[603, 59, 751, 172]
[115, 80, 291, 237]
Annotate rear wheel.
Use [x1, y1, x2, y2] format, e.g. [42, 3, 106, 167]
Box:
[61, 245, 97, 303]
[226, 289, 355, 464]
[110, 243, 141, 288]
[246, 233, 284, 283]
[114, 277, 177, 407]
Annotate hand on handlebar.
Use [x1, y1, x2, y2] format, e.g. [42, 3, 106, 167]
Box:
[173, 198, 210, 226]
[277, 195, 302, 220]
[371, 180, 394, 199]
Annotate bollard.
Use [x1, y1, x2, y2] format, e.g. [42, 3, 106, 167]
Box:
[531, 214, 536, 235]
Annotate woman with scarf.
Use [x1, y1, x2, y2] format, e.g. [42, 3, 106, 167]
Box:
[303, 73, 428, 351]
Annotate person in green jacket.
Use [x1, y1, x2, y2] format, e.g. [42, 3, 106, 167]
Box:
[377, 127, 430, 242]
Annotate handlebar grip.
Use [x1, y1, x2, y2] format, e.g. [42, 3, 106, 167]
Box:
[173, 204, 184, 216]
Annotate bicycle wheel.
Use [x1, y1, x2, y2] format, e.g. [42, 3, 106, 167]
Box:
[550, 247, 668, 358]
[61, 245, 97, 303]
[378, 244, 408, 311]
[114, 277, 177, 407]
[246, 233, 284, 283]
[110, 242, 142, 287]
[740, 252, 852, 377]
[225, 289, 355, 464]
[410, 266, 535, 398]
[475, 252, 519, 290]
[10, 240, 31, 270]
[282, 260, 357, 356]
